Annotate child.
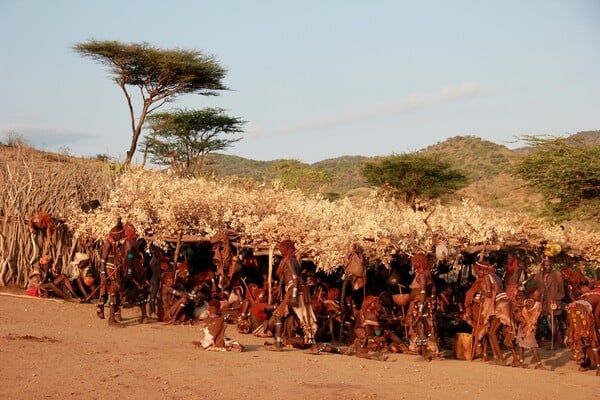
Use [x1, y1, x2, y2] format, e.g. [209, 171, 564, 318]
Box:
[515, 289, 545, 369]
[343, 327, 388, 361]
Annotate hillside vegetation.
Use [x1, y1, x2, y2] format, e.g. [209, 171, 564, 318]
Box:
[204, 131, 599, 228]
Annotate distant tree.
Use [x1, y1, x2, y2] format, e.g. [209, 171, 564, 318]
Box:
[512, 135, 600, 219]
[72, 40, 228, 167]
[4, 130, 26, 147]
[94, 154, 111, 163]
[360, 153, 468, 208]
[142, 108, 244, 176]
[272, 160, 332, 194]
[57, 145, 72, 156]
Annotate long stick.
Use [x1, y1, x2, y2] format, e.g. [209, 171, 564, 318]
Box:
[471, 300, 483, 361]
[550, 314, 555, 351]
[398, 284, 409, 340]
[0, 291, 65, 303]
[267, 244, 274, 305]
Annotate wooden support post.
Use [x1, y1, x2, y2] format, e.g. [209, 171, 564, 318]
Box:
[173, 231, 183, 271]
[267, 243, 274, 305]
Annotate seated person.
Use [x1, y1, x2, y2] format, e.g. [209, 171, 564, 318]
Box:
[342, 327, 388, 361]
[26, 255, 79, 300]
[194, 299, 243, 352]
[62, 252, 97, 302]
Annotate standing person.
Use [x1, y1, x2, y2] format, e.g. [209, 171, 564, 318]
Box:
[515, 289, 545, 369]
[271, 239, 317, 349]
[97, 220, 125, 325]
[120, 223, 149, 323]
[534, 257, 565, 348]
[504, 252, 527, 301]
[405, 252, 441, 359]
[147, 245, 162, 319]
[464, 260, 503, 361]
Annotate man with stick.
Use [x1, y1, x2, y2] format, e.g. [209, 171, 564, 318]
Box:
[534, 257, 565, 349]
[270, 239, 317, 349]
[464, 260, 503, 361]
[97, 219, 126, 325]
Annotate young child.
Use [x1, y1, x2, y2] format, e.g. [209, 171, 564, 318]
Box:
[343, 327, 388, 361]
[515, 289, 545, 369]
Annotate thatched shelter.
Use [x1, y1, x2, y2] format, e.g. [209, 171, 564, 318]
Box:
[67, 169, 600, 275]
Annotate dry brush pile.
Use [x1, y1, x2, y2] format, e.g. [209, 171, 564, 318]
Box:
[0, 146, 113, 286]
[68, 169, 600, 273]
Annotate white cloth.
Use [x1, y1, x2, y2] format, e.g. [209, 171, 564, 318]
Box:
[62, 262, 81, 281]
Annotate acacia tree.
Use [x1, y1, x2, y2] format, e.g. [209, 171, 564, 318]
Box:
[360, 153, 468, 209]
[513, 135, 600, 219]
[72, 40, 228, 167]
[142, 108, 244, 176]
[270, 160, 332, 194]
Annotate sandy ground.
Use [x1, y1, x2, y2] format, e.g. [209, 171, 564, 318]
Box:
[0, 288, 598, 400]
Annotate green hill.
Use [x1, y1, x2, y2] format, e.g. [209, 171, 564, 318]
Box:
[204, 131, 599, 218]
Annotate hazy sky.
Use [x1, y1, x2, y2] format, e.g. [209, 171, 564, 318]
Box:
[1, 1, 599, 164]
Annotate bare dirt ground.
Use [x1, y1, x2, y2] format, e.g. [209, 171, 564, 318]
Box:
[0, 288, 598, 400]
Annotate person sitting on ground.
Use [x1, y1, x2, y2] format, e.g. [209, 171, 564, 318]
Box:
[193, 299, 243, 352]
[26, 255, 80, 301]
[62, 252, 96, 302]
[238, 284, 275, 337]
[342, 327, 388, 361]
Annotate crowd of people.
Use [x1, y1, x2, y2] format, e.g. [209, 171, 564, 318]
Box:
[25, 220, 600, 374]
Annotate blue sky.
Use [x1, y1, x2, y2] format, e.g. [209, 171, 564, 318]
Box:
[1, 1, 599, 164]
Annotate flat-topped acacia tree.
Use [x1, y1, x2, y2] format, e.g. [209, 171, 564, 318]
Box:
[72, 40, 228, 167]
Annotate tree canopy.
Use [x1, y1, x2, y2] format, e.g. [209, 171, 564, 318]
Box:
[142, 108, 244, 176]
[271, 160, 332, 194]
[72, 40, 228, 167]
[360, 153, 468, 208]
[513, 135, 600, 220]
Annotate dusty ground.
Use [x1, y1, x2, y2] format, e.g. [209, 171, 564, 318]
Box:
[0, 288, 598, 400]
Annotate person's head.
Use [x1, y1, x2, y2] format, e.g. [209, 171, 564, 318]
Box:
[474, 260, 493, 276]
[412, 252, 429, 272]
[507, 253, 515, 263]
[541, 257, 551, 272]
[73, 252, 90, 268]
[530, 289, 542, 302]
[354, 327, 367, 339]
[109, 219, 125, 241]
[83, 275, 96, 287]
[150, 245, 161, 257]
[327, 287, 340, 302]
[39, 255, 52, 268]
[278, 239, 296, 257]
[123, 223, 137, 240]
[256, 290, 267, 303]
[161, 271, 174, 286]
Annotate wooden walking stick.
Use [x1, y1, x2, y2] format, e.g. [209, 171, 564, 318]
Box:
[398, 284, 409, 340]
[471, 300, 483, 361]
